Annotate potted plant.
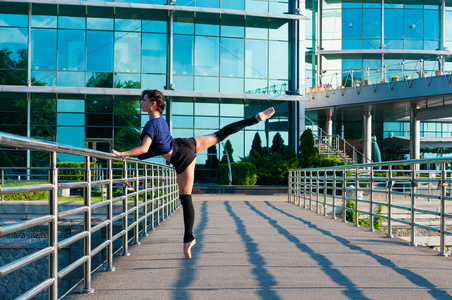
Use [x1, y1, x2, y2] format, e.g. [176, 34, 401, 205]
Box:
[403, 74, 410, 80]
[340, 84, 345, 89]
[435, 70, 443, 76]
[324, 83, 333, 90]
[316, 85, 323, 92]
[391, 76, 399, 82]
[416, 70, 427, 78]
[354, 80, 361, 86]
[364, 79, 371, 85]
[381, 78, 388, 83]
[310, 86, 316, 93]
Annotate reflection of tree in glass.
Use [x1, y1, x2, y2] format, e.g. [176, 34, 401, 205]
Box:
[113, 98, 141, 152]
[114, 79, 141, 89]
[205, 145, 219, 168]
[0, 48, 44, 86]
[220, 139, 234, 164]
[86, 72, 113, 88]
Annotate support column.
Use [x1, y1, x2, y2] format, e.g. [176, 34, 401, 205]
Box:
[363, 106, 372, 163]
[325, 108, 333, 147]
[410, 103, 420, 160]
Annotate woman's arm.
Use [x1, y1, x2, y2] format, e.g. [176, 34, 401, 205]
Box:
[112, 135, 152, 161]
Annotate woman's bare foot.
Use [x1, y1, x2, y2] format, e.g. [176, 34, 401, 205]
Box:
[256, 107, 275, 122]
[183, 239, 196, 259]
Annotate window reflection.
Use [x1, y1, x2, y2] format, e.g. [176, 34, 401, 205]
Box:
[31, 29, 57, 70]
[58, 30, 85, 71]
[87, 31, 113, 72]
[114, 32, 141, 72]
[195, 36, 219, 76]
[174, 35, 193, 75]
[245, 39, 268, 78]
[220, 38, 244, 77]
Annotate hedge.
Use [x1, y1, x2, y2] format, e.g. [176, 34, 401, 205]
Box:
[2, 181, 49, 200]
[57, 162, 98, 181]
[219, 162, 257, 186]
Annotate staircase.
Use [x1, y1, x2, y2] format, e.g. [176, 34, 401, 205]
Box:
[305, 117, 370, 164]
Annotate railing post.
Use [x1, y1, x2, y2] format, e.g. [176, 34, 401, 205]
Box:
[142, 164, 149, 236]
[309, 170, 313, 210]
[120, 162, 130, 256]
[369, 166, 374, 231]
[133, 162, 140, 245]
[288, 170, 292, 203]
[439, 162, 447, 256]
[316, 170, 320, 213]
[104, 159, 115, 271]
[1, 169, 4, 201]
[323, 169, 327, 216]
[81, 156, 94, 293]
[332, 169, 336, 219]
[354, 168, 359, 227]
[342, 168, 347, 222]
[386, 166, 394, 238]
[151, 165, 155, 230]
[157, 166, 161, 225]
[410, 163, 416, 246]
[49, 151, 58, 299]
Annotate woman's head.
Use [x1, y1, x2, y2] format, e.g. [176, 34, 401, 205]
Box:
[141, 89, 166, 113]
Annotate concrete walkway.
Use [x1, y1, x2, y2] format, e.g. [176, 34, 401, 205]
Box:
[67, 194, 452, 300]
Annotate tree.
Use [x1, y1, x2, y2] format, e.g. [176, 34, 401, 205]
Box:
[298, 128, 320, 168]
[270, 132, 285, 156]
[0, 48, 44, 86]
[205, 145, 219, 168]
[249, 132, 263, 157]
[220, 139, 234, 164]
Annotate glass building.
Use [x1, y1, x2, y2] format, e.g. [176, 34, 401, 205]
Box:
[305, 0, 452, 158]
[0, 0, 307, 177]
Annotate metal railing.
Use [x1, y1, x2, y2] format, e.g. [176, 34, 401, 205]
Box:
[305, 116, 369, 164]
[0, 131, 179, 299]
[288, 157, 452, 256]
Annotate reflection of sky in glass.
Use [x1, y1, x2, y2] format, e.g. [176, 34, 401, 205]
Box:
[220, 38, 244, 77]
[195, 36, 219, 76]
[245, 39, 267, 78]
[0, 27, 27, 61]
[58, 30, 85, 71]
[0, 14, 28, 27]
[58, 71, 85, 87]
[31, 29, 57, 70]
[114, 32, 141, 72]
[173, 35, 193, 75]
[87, 31, 113, 72]
[195, 76, 219, 92]
[87, 18, 113, 30]
[142, 33, 167, 74]
[31, 15, 57, 28]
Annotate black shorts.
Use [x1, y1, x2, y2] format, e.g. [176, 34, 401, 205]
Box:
[170, 138, 197, 174]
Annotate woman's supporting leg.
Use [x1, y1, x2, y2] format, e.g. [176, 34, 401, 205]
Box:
[194, 107, 275, 154]
[176, 159, 197, 258]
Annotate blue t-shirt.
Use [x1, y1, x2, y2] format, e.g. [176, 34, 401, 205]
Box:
[137, 117, 174, 159]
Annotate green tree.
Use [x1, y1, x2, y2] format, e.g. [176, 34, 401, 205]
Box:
[1, 48, 44, 86]
[270, 132, 285, 156]
[86, 72, 113, 88]
[220, 139, 234, 164]
[205, 145, 219, 168]
[249, 132, 264, 157]
[298, 128, 320, 168]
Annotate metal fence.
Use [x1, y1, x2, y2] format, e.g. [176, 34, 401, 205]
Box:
[0, 132, 179, 299]
[288, 157, 452, 256]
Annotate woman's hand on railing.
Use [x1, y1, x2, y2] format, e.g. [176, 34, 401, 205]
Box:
[112, 149, 128, 161]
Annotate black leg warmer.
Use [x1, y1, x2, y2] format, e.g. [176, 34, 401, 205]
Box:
[214, 116, 258, 142]
[180, 194, 195, 243]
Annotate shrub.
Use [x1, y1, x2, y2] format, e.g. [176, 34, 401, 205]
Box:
[2, 181, 49, 200]
[57, 162, 98, 181]
[219, 162, 257, 185]
[320, 157, 346, 167]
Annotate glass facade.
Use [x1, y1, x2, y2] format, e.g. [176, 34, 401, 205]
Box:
[0, 1, 301, 173]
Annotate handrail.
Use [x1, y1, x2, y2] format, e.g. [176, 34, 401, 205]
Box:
[288, 156, 452, 256]
[0, 131, 179, 299]
[305, 116, 370, 164]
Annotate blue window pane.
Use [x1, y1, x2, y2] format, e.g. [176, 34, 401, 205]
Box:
[424, 40, 440, 50]
[220, 38, 244, 77]
[0, 27, 28, 63]
[269, 1, 289, 14]
[114, 73, 141, 88]
[57, 99, 84, 113]
[195, 116, 219, 129]
[424, 10, 440, 40]
[87, 18, 113, 30]
[245, 78, 267, 94]
[221, 15, 245, 38]
[195, 76, 219, 92]
[269, 80, 288, 94]
[142, 10, 167, 33]
[197, 0, 220, 8]
[58, 16, 85, 29]
[343, 1, 362, 8]
[174, 35, 193, 75]
[404, 9, 423, 39]
[269, 41, 289, 79]
[31, 71, 56, 86]
[142, 74, 166, 90]
[269, 19, 289, 41]
[173, 75, 194, 91]
[58, 71, 84, 87]
[173, 129, 194, 138]
[220, 102, 244, 117]
[87, 31, 113, 72]
[115, 19, 141, 32]
[174, 0, 194, 6]
[245, 40, 267, 78]
[220, 78, 244, 93]
[362, 9, 380, 39]
[385, 39, 403, 49]
[195, 102, 219, 116]
[114, 32, 141, 73]
[246, 0, 268, 12]
[173, 12, 195, 35]
[86, 72, 113, 87]
[31, 29, 56, 70]
[195, 13, 220, 36]
[222, 0, 245, 10]
[246, 17, 268, 39]
[195, 36, 219, 76]
[58, 30, 85, 71]
[142, 0, 166, 3]
[173, 100, 193, 115]
[142, 33, 166, 74]
[384, 9, 403, 39]
[363, 39, 380, 49]
[342, 39, 362, 49]
[342, 9, 362, 39]
[31, 15, 57, 28]
[173, 116, 194, 128]
[87, 7, 114, 30]
[404, 39, 423, 49]
[343, 58, 362, 70]
[57, 127, 84, 162]
[0, 13, 28, 27]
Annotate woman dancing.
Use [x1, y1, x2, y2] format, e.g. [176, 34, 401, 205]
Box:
[112, 89, 275, 259]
